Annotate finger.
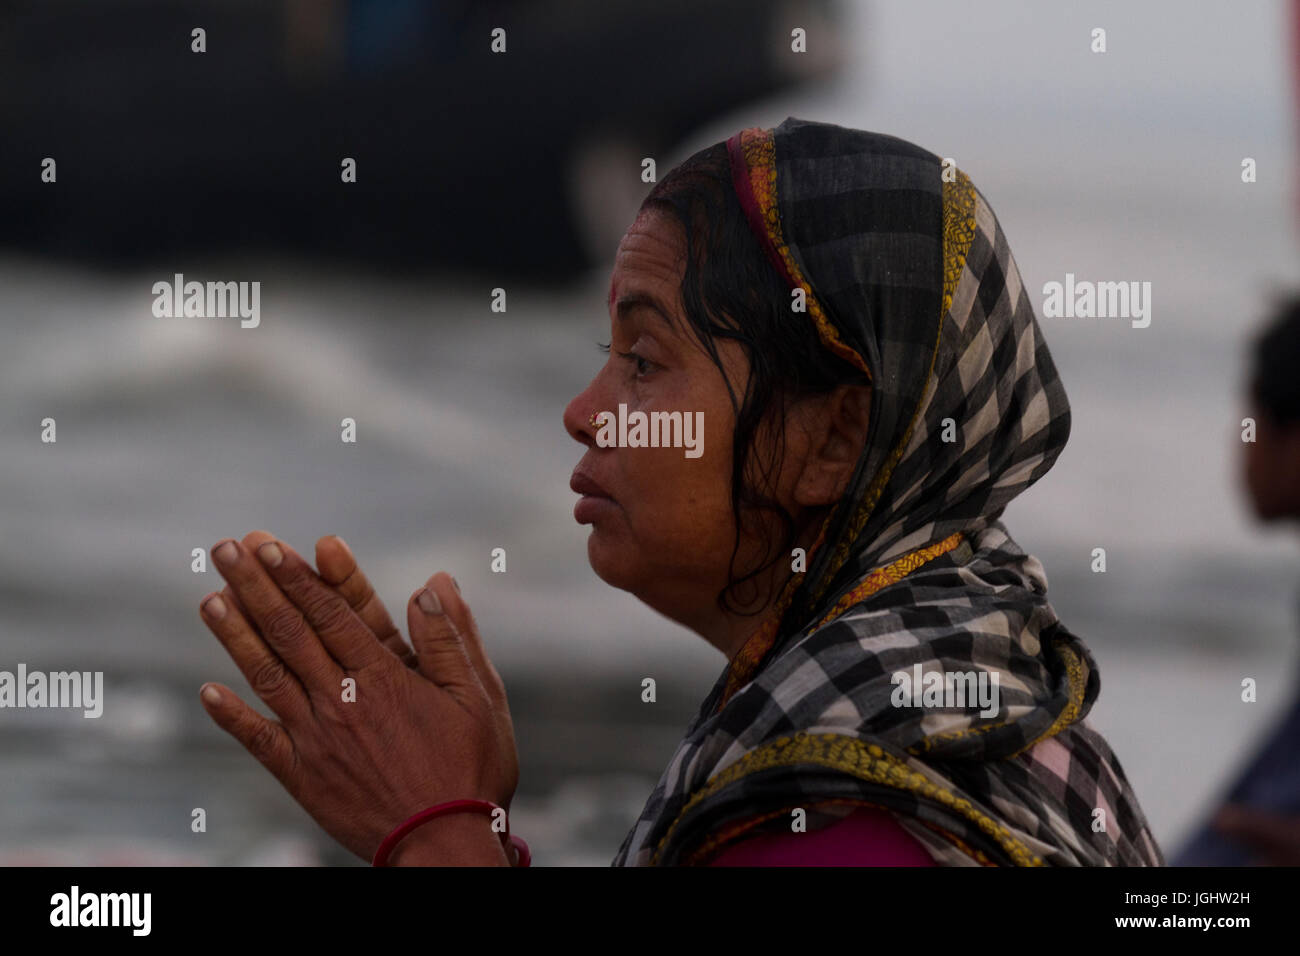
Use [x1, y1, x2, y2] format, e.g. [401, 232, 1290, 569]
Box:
[436, 576, 507, 705]
[199, 682, 297, 781]
[217, 530, 274, 621]
[210, 535, 341, 689]
[407, 576, 483, 701]
[199, 590, 310, 724]
[221, 584, 249, 619]
[315, 535, 414, 668]
[225, 537, 414, 670]
[253, 537, 387, 673]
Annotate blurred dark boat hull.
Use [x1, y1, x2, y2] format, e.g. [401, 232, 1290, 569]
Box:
[0, 0, 840, 279]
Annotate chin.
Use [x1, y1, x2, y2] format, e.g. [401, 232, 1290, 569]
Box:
[585, 530, 642, 592]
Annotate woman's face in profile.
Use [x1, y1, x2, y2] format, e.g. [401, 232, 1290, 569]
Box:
[563, 208, 773, 630]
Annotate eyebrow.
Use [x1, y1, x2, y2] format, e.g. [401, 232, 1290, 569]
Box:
[614, 291, 676, 327]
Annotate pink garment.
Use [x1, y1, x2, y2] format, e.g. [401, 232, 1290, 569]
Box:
[707, 807, 937, 866]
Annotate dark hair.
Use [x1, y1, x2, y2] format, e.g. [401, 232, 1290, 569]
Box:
[639, 142, 871, 616]
[1250, 292, 1300, 425]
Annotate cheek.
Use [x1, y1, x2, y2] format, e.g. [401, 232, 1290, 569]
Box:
[587, 445, 737, 590]
[604, 414, 738, 574]
[595, 350, 745, 571]
[619, 445, 733, 537]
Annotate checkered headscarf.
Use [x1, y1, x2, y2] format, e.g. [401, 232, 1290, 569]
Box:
[611, 118, 1163, 866]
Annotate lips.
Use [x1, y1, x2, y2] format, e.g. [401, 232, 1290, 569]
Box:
[569, 469, 614, 501]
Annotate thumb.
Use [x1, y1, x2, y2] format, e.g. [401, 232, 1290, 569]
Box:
[407, 574, 482, 700]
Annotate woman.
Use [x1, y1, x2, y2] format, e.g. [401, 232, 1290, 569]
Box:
[198, 117, 1163, 866]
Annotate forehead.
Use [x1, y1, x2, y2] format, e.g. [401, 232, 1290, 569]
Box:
[608, 208, 685, 311]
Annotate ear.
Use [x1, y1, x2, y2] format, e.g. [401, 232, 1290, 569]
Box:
[792, 384, 872, 507]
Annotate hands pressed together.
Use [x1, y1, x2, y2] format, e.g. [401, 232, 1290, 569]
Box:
[197, 531, 520, 866]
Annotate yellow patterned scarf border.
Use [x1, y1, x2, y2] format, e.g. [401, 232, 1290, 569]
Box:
[811, 531, 964, 632]
[717, 599, 787, 711]
[734, 127, 871, 377]
[1009, 637, 1089, 757]
[940, 169, 979, 319]
[651, 730, 1044, 867]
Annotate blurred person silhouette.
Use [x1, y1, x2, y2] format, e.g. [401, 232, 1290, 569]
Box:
[1175, 293, 1300, 865]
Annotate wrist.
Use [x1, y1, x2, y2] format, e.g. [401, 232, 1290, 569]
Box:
[385, 812, 513, 867]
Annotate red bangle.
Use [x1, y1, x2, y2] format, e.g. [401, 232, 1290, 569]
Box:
[508, 833, 531, 868]
[371, 799, 529, 867]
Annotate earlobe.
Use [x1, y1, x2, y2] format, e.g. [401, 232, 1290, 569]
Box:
[793, 460, 848, 507]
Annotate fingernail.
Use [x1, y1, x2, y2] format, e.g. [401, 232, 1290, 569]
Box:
[416, 588, 442, 615]
[451, 576, 461, 595]
[257, 541, 284, 568]
[202, 594, 227, 620]
[214, 541, 238, 566]
[200, 684, 222, 706]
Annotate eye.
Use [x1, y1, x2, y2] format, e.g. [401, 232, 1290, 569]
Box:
[620, 349, 655, 376]
[596, 340, 656, 376]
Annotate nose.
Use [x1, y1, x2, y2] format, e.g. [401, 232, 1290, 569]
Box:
[563, 376, 602, 447]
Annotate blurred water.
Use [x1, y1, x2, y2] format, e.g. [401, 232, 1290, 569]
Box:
[3, 0, 1300, 864]
[1, 250, 1295, 865]
[0, 257, 726, 866]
